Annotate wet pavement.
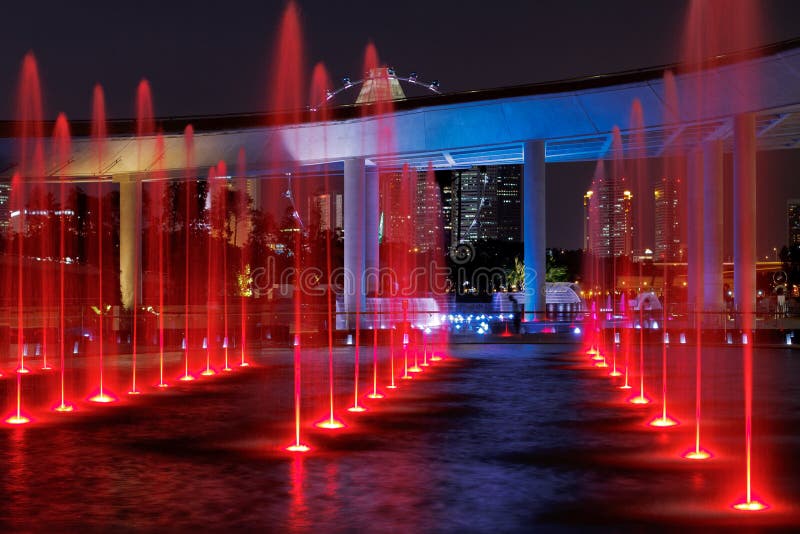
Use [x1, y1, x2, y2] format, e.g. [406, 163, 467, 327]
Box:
[0, 343, 797, 532]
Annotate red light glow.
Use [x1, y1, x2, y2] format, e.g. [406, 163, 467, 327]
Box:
[732, 499, 769, 511]
[5, 414, 31, 425]
[89, 392, 118, 403]
[648, 415, 679, 428]
[682, 448, 713, 460]
[315, 418, 346, 430]
[53, 402, 75, 413]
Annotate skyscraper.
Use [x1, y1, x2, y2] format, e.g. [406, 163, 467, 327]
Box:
[788, 199, 800, 247]
[583, 190, 593, 251]
[654, 177, 682, 261]
[0, 182, 9, 232]
[488, 165, 521, 242]
[309, 192, 343, 232]
[448, 165, 522, 244]
[451, 168, 487, 243]
[415, 173, 444, 252]
[589, 176, 634, 258]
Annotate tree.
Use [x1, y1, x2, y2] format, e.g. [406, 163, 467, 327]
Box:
[506, 256, 525, 291]
[546, 254, 568, 282]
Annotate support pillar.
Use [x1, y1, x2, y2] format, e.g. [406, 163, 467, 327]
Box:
[119, 177, 142, 310]
[703, 140, 724, 317]
[686, 149, 704, 319]
[523, 140, 546, 319]
[344, 158, 366, 328]
[733, 114, 757, 322]
[364, 165, 380, 295]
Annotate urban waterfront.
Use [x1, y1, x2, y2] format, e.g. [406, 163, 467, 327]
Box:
[0, 0, 799, 531]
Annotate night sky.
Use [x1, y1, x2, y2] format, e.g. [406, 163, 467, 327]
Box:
[1, 0, 799, 253]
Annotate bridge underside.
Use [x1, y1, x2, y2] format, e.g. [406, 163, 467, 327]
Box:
[0, 41, 797, 322]
[0, 41, 798, 179]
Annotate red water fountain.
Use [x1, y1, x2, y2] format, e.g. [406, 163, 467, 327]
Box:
[235, 148, 250, 368]
[7, 173, 31, 425]
[309, 62, 346, 430]
[127, 78, 155, 396]
[627, 100, 650, 406]
[52, 113, 76, 412]
[649, 76, 683, 429]
[88, 84, 117, 404]
[270, 1, 312, 453]
[202, 165, 220, 378]
[179, 125, 197, 382]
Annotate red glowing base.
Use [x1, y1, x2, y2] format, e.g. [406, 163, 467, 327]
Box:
[430, 354, 443, 361]
[286, 444, 311, 453]
[200, 368, 216, 377]
[239, 362, 250, 367]
[222, 366, 233, 372]
[386, 384, 398, 389]
[127, 390, 141, 396]
[54, 402, 75, 413]
[420, 362, 430, 367]
[608, 370, 623, 377]
[89, 392, 118, 403]
[408, 366, 423, 373]
[41, 365, 53, 371]
[16, 367, 30, 374]
[401, 374, 413, 380]
[315, 418, 346, 430]
[628, 395, 651, 405]
[347, 405, 367, 413]
[683, 448, 713, 460]
[618, 383, 633, 390]
[367, 392, 385, 399]
[5, 415, 31, 425]
[178, 374, 195, 382]
[594, 360, 608, 368]
[156, 382, 169, 389]
[732, 500, 769, 511]
[591, 354, 605, 361]
[648, 415, 679, 428]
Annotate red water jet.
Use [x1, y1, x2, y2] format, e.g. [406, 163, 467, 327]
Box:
[52, 113, 75, 412]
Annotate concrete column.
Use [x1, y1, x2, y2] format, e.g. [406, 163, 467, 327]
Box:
[344, 158, 366, 327]
[364, 165, 380, 295]
[119, 177, 142, 310]
[702, 140, 724, 315]
[686, 148, 704, 316]
[523, 140, 546, 319]
[733, 114, 757, 322]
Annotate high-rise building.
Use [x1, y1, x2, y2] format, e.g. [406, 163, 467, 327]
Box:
[654, 177, 682, 261]
[583, 190, 593, 251]
[0, 182, 10, 232]
[415, 174, 444, 252]
[381, 170, 412, 244]
[309, 192, 343, 232]
[788, 199, 800, 247]
[488, 165, 521, 242]
[441, 182, 453, 235]
[448, 165, 522, 244]
[589, 176, 634, 258]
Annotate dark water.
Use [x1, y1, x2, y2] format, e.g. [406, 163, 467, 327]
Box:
[0, 343, 797, 532]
